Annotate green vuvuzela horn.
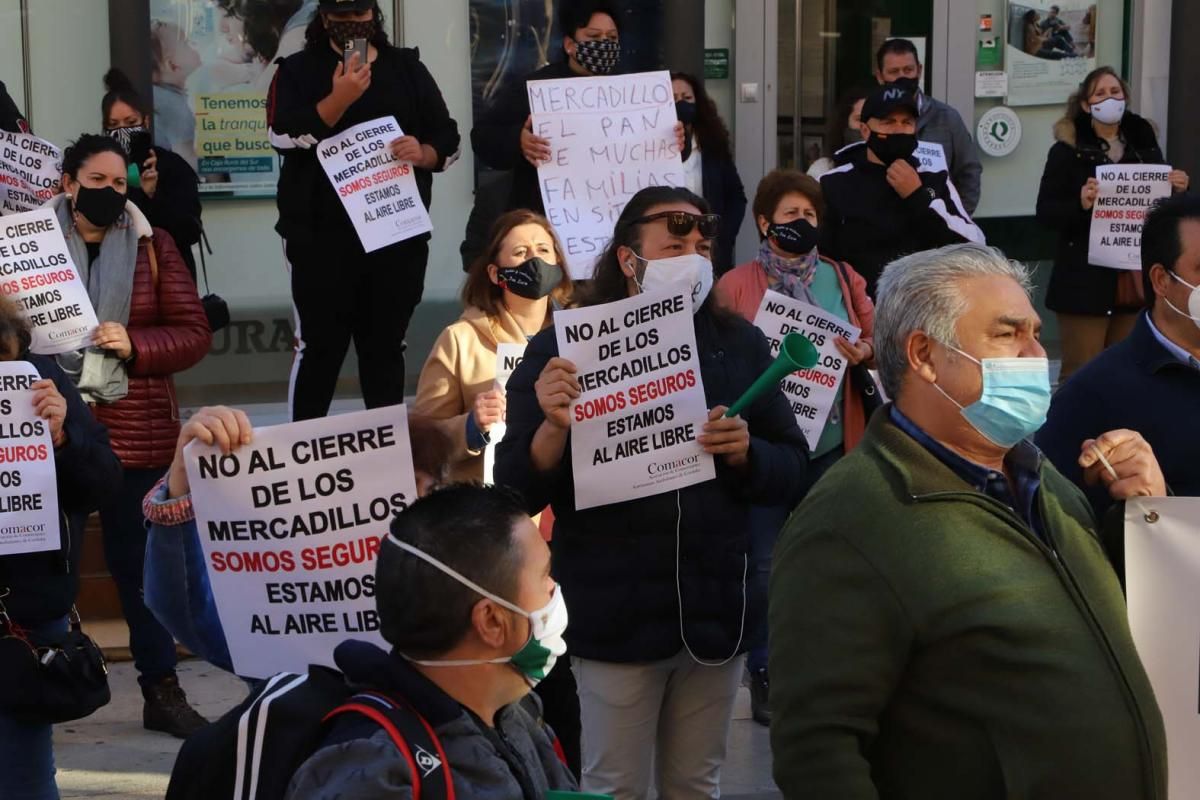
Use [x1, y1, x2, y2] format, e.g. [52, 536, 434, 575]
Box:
[724, 332, 818, 418]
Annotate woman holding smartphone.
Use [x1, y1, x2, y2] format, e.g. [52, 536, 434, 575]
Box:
[268, 0, 461, 421]
[101, 69, 203, 284]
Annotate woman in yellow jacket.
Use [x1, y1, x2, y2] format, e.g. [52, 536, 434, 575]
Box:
[414, 209, 571, 482]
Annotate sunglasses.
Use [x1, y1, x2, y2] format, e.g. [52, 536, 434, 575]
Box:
[628, 211, 721, 239]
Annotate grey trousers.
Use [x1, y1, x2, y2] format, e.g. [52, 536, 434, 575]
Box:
[573, 651, 745, 799]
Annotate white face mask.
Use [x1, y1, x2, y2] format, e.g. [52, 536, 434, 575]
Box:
[1165, 271, 1200, 329]
[1089, 97, 1126, 125]
[385, 537, 568, 687]
[632, 252, 714, 313]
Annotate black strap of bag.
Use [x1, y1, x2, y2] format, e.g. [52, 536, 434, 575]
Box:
[830, 260, 883, 416]
[0, 591, 111, 724]
[196, 221, 230, 333]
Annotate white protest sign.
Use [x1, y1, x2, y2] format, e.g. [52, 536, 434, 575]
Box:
[1126, 498, 1200, 800]
[1088, 164, 1172, 270]
[0, 208, 99, 354]
[751, 290, 859, 452]
[184, 405, 418, 679]
[556, 288, 714, 510]
[0, 362, 59, 556]
[914, 140, 948, 173]
[483, 342, 527, 484]
[0, 131, 61, 215]
[529, 71, 683, 278]
[317, 116, 432, 254]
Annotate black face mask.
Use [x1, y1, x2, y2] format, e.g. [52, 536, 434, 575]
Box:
[675, 100, 697, 125]
[767, 218, 820, 256]
[72, 185, 127, 229]
[866, 130, 918, 165]
[887, 76, 921, 94]
[327, 18, 378, 47]
[498, 257, 563, 300]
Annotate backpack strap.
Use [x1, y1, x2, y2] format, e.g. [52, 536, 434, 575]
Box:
[324, 692, 455, 800]
[145, 238, 159, 291]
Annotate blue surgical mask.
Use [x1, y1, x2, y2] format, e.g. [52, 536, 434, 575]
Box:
[932, 343, 1051, 447]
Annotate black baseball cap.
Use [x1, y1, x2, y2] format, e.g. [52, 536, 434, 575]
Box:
[318, 0, 375, 12]
[860, 84, 919, 123]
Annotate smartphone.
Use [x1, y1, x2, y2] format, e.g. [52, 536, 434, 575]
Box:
[106, 126, 153, 167]
[343, 38, 368, 70]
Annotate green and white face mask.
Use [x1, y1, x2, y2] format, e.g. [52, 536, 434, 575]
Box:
[386, 537, 568, 686]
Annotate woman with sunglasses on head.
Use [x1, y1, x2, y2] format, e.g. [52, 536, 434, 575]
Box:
[101, 69, 203, 284]
[413, 209, 571, 483]
[716, 168, 875, 726]
[496, 186, 807, 799]
[670, 72, 746, 276]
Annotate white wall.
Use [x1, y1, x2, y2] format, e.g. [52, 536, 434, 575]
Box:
[972, 0, 1127, 218]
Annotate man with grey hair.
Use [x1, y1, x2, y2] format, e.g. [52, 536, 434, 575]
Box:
[769, 243, 1169, 799]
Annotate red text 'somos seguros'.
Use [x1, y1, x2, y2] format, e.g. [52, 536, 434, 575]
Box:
[574, 368, 698, 422]
[210, 534, 381, 574]
[338, 162, 412, 197]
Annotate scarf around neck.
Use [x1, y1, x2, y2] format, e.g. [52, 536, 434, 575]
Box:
[48, 193, 144, 404]
[758, 239, 821, 306]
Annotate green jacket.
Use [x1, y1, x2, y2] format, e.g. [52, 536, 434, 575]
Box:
[769, 408, 1166, 800]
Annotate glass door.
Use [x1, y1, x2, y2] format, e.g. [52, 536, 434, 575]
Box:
[777, 0, 934, 171]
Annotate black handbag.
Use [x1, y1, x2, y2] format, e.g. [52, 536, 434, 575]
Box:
[0, 598, 111, 724]
[197, 225, 230, 333]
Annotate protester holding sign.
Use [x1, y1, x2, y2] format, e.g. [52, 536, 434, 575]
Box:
[0, 295, 121, 800]
[497, 186, 807, 798]
[101, 69, 203, 283]
[716, 169, 875, 725]
[142, 406, 453, 677]
[1040, 192, 1200, 525]
[1036, 66, 1190, 381]
[414, 210, 571, 484]
[49, 134, 211, 739]
[267, 0, 460, 420]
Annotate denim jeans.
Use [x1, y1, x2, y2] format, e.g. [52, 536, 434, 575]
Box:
[99, 466, 178, 688]
[0, 616, 69, 800]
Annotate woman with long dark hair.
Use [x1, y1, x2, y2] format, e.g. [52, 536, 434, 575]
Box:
[671, 72, 746, 275]
[496, 186, 806, 797]
[101, 68, 202, 282]
[1036, 65, 1189, 380]
[268, 0, 460, 420]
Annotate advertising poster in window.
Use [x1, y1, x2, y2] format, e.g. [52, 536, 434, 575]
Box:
[148, 0, 319, 197]
[1005, 2, 1098, 106]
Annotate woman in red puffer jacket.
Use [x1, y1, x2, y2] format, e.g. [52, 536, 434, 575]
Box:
[50, 134, 211, 739]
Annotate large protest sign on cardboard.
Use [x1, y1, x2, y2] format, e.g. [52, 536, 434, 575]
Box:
[556, 288, 714, 510]
[1088, 165, 1172, 270]
[0, 208, 99, 354]
[184, 405, 418, 678]
[1126, 498, 1200, 800]
[0, 362, 59, 556]
[752, 290, 859, 452]
[528, 71, 683, 278]
[317, 116, 432, 254]
[0, 131, 61, 215]
[483, 342, 527, 484]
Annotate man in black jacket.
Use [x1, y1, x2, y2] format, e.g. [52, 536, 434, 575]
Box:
[819, 83, 984, 298]
[267, 0, 460, 420]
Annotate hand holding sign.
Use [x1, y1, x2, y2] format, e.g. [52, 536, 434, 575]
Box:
[1170, 169, 1190, 193]
[168, 406, 255, 499]
[1081, 177, 1100, 210]
[536, 357, 581, 430]
[835, 336, 873, 366]
[30, 379, 67, 448]
[520, 115, 552, 167]
[474, 388, 507, 433]
[389, 135, 427, 168]
[1078, 429, 1166, 500]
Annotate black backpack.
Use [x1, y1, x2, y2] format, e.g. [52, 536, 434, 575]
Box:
[166, 664, 454, 800]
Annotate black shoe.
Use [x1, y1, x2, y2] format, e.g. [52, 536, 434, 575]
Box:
[143, 675, 208, 739]
[750, 668, 770, 727]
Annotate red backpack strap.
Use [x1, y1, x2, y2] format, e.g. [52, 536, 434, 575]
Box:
[324, 693, 455, 800]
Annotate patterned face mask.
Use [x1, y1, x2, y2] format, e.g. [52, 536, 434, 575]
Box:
[573, 38, 620, 75]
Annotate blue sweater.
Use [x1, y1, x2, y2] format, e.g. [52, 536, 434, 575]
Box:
[1037, 312, 1200, 519]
